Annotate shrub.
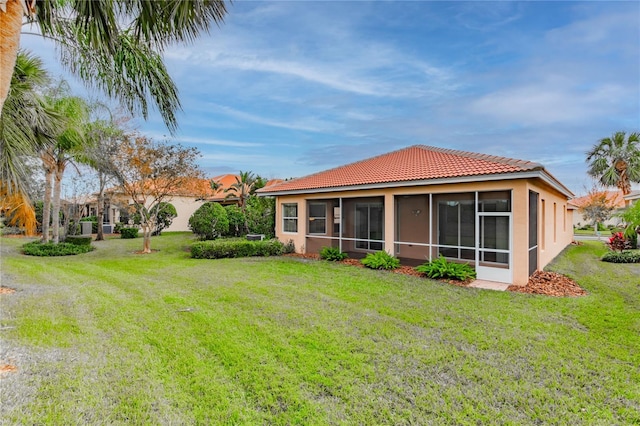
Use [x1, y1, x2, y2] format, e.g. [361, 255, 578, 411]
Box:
[282, 239, 296, 254]
[601, 251, 640, 263]
[361, 251, 400, 270]
[191, 238, 285, 259]
[415, 255, 477, 281]
[22, 241, 94, 256]
[64, 235, 92, 246]
[608, 232, 632, 252]
[245, 196, 275, 239]
[151, 202, 177, 236]
[320, 246, 348, 261]
[189, 202, 230, 240]
[120, 227, 140, 239]
[224, 204, 246, 237]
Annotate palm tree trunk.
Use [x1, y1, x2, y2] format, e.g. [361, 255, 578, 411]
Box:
[41, 166, 53, 242]
[52, 164, 64, 243]
[0, 0, 23, 116]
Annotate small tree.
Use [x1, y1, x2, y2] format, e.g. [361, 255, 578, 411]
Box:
[111, 135, 204, 253]
[189, 202, 229, 240]
[578, 189, 617, 235]
[245, 196, 275, 238]
[224, 204, 245, 237]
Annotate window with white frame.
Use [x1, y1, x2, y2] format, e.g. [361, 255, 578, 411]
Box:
[282, 203, 298, 233]
[308, 202, 327, 234]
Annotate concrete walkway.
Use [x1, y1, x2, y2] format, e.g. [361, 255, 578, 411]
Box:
[468, 279, 510, 291]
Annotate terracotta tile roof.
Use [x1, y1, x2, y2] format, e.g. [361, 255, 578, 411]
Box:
[208, 174, 240, 201]
[258, 145, 543, 194]
[569, 191, 626, 209]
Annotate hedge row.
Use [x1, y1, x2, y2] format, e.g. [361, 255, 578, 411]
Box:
[602, 250, 640, 263]
[22, 241, 94, 256]
[65, 236, 92, 247]
[191, 239, 288, 259]
[120, 228, 140, 239]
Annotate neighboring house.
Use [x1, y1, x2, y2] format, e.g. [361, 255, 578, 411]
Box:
[568, 190, 625, 229]
[87, 175, 283, 232]
[208, 174, 243, 205]
[94, 178, 217, 232]
[624, 190, 640, 206]
[208, 174, 284, 204]
[257, 145, 575, 286]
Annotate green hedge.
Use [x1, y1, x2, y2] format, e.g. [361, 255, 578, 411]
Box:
[602, 251, 640, 263]
[65, 235, 93, 246]
[120, 227, 140, 239]
[22, 241, 94, 256]
[191, 239, 285, 259]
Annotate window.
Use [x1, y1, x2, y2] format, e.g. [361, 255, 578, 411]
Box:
[282, 203, 298, 233]
[541, 199, 546, 250]
[308, 202, 326, 234]
[553, 202, 557, 243]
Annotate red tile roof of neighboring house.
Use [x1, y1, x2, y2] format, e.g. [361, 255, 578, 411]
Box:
[208, 175, 284, 202]
[258, 145, 545, 194]
[208, 174, 240, 201]
[569, 191, 626, 209]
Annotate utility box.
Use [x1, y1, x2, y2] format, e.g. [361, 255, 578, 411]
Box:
[81, 222, 93, 235]
[102, 224, 114, 234]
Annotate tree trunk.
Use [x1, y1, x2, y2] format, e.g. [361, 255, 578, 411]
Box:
[51, 165, 64, 243]
[142, 224, 152, 253]
[96, 174, 105, 241]
[0, 0, 23, 116]
[41, 165, 53, 243]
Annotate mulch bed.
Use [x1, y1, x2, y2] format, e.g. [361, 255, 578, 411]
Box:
[508, 271, 587, 297]
[283, 253, 586, 297]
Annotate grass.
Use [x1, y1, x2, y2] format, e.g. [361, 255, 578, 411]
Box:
[1, 233, 639, 425]
[573, 228, 623, 236]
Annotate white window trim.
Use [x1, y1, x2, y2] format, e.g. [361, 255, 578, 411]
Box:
[282, 203, 298, 234]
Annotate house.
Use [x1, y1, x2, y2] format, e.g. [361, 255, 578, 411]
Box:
[208, 174, 243, 205]
[568, 190, 626, 229]
[257, 145, 575, 286]
[624, 190, 640, 206]
[88, 175, 283, 233]
[94, 178, 217, 232]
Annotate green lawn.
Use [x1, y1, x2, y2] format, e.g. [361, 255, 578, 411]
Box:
[1, 234, 638, 425]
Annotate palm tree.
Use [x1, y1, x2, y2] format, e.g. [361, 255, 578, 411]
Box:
[586, 131, 640, 195]
[225, 171, 257, 233]
[0, 50, 58, 235]
[41, 86, 89, 243]
[0, 0, 228, 133]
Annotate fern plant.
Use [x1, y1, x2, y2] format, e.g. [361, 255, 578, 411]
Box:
[415, 255, 476, 281]
[319, 246, 348, 261]
[361, 251, 400, 270]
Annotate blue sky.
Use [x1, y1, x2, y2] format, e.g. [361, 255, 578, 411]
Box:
[20, 1, 640, 194]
